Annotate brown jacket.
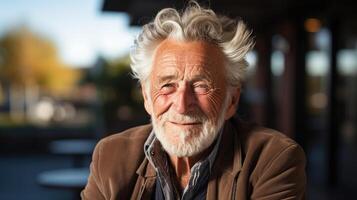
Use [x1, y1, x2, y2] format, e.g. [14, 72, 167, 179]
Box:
[81, 118, 306, 199]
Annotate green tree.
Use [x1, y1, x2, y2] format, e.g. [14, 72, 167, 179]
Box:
[0, 26, 80, 95]
[0, 26, 81, 121]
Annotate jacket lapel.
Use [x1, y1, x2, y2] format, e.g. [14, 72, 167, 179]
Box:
[207, 119, 242, 200]
[133, 153, 157, 200]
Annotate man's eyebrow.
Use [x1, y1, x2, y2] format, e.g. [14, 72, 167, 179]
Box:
[190, 73, 211, 82]
[157, 75, 178, 83]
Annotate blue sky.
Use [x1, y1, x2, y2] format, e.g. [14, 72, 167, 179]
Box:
[0, 0, 140, 67]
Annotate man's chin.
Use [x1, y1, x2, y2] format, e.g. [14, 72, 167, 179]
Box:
[157, 132, 215, 157]
[163, 144, 203, 158]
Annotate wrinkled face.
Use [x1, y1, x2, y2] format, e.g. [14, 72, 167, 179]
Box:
[143, 40, 239, 157]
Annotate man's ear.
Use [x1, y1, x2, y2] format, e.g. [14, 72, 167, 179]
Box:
[224, 87, 241, 120]
[141, 83, 152, 115]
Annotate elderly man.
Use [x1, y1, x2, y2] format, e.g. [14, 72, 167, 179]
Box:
[82, 2, 306, 200]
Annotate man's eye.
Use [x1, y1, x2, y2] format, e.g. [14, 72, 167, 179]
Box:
[162, 83, 174, 88]
[193, 84, 210, 94]
[160, 83, 175, 94]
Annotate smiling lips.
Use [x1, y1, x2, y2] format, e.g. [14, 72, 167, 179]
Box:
[169, 121, 202, 126]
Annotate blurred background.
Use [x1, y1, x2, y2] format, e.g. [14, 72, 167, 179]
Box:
[0, 0, 356, 199]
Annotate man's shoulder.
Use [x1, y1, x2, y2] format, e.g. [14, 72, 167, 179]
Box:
[234, 121, 305, 177]
[85, 124, 153, 198]
[243, 125, 299, 152]
[230, 121, 306, 196]
[93, 124, 152, 169]
[230, 118, 299, 152]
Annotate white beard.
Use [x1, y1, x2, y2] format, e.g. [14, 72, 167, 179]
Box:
[151, 95, 230, 157]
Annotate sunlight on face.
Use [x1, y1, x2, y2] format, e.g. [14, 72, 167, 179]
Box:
[151, 97, 229, 157]
[146, 40, 230, 157]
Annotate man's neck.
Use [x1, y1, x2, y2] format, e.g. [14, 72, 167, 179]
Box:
[167, 146, 213, 190]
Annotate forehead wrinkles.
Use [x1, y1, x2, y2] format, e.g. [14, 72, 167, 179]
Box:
[154, 51, 179, 67]
[152, 41, 226, 84]
[155, 51, 222, 72]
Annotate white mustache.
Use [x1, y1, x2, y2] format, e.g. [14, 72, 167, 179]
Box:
[161, 111, 206, 124]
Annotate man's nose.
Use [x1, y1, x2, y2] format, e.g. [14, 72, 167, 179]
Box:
[173, 83, 195, 114]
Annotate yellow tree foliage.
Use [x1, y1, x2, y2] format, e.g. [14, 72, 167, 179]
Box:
[0, 26, 81, 96]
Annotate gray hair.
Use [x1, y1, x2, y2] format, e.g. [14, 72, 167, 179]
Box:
[130, 1, 254, 88]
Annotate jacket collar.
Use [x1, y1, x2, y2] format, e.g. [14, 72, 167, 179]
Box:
[206, 117, 243, 200]
[136, 127, 156, 177]
[136, 155, 156, 177]
[210, 117, 242, 177]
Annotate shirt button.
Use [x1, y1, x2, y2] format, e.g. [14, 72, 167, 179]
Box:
[150, 151, 155, 156]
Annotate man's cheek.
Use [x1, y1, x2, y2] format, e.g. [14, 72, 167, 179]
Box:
[198, 94, 223, 119]
[153, 95, 172, 118]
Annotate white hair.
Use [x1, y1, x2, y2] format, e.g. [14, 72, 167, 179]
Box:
[130, 1, 255, 88]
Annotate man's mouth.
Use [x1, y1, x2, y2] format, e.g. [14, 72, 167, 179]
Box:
[169, 121, 202, 126]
